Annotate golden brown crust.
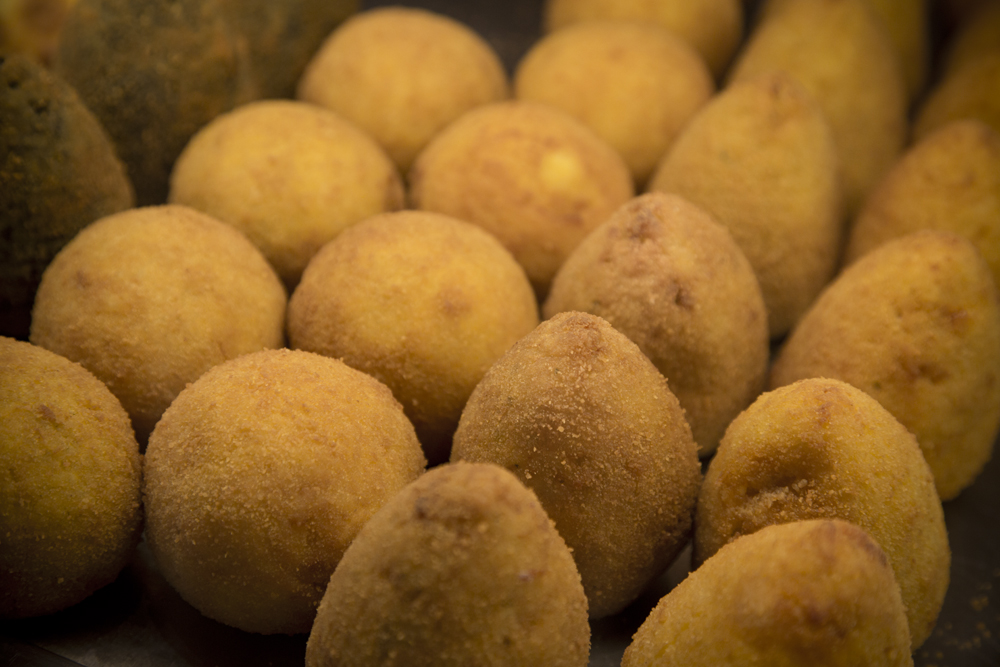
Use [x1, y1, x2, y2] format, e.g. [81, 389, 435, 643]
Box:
[143, 348, 426, 635]
[169, 99, 404, 290]
[514, 21, 714, 185]
[408, 100, 634, 298]
[696, 377, 950, 649]
[305, 462, 590, 667]
[544, 192, 769, 455]
[845, 119, 1000, 290]
[30, 205, 287, 444]
[297, 6, 509, 173]
[648, 71, 843, 338]
[623, 520, 913, 666]
[727, 0, 907, 218]
[771, 230, 1000, 500]
[288, 210, 539, 464]
[0, 337, 142, 619]
[452, 311, 701, 618]
[542, 0, 744, 80]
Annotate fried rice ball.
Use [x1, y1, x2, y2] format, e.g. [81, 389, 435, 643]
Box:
[1, 337, 142, 619]
[542, 0, 744, 80]
[727, 0, 907, 218]
[297, 6, 509, 174]
[143, 348, 427, 635]
[169, 99, 404, 289]
[695, 378, 950, 649]
[408, 100, 634, 298]
[912, 52, 1000, 142]
[844, 119, 1000, 290]
[451, 311, 701, 619]
[544, 193, 768, 456]
[288, 210, 539, 465]
[514, 20, 714, 186]
[30, 205, 287, 444]
[0, 54, 134, 340]
[770, 230, 1000, 501]
[623, 520, 913, 667]
[648, 71, 843, 339]
[305, 462, 590, 667]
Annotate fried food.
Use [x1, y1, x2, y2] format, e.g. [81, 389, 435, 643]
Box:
[623, 520, 913, 666]
[53, 0, 259, 205]
[1, 337, 142, 619]
[845, 119, 1000, 291]
[143, 348, 427, 635]
[728, 0, 907, 218]
[514, 20, 714, 186]
[770, 231, 1000, 501]
[761, 0, 930, 101]
[297, 6, 509, 174]
[409, 100, 634, 298]
[287, 210, 539, 465]
[913, 52, 1000, 140]
[451, 311, 701, 619]
[305, 462, 590, 666]
[0, 54, 134, 340]
[30, 205, 287, 444]
[169, 99, 403, 289]
[543, 193, 769, 456]
[696, 377, 949, 648]
[648, 71, 842, 338]
[542, 0, 744, 80]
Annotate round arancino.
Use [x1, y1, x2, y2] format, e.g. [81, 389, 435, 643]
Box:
[143, 348, 427, 635]
[288, 210, 539, 465]
[408, 100, 634, 299]
[1, 337, 142, 619]
[169, 99, 403, 290]
[297, 6, 509, 174]
[30, 205, 287, 444]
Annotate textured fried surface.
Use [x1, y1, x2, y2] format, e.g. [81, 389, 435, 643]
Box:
[771, 231, 1000, 501]
[649, 72, 842, 338]
[30, 205, 287, 443]
[169, 99, 403, 289]
[409, 100, 634, 298]
[846, 120, 1000, 291]
[696, 378, 950, 649]
[514, 20, 713, 185]
[452, 311, 701, 618]
[143, 348, 426, 635]
[727, 0, 907, 217]
[298, 6, 509, 173]
[0, 54, 133, 338]
[0, 337, 142, 619]
[288, 210, 538, 464]
[544, 192, 769, 455]
[542, 0, 743, 80]
[624, 520, 913, 667]
[305, 462, 590, 667]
